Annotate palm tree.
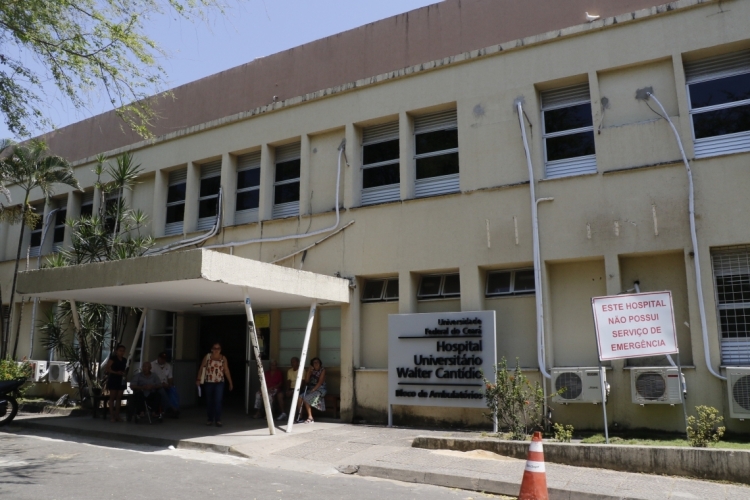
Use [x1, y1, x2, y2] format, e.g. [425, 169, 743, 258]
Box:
[105, 152, 142, 250]
[0, 140, 80, 358]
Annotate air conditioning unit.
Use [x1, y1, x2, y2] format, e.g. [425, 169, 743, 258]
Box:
[631, 367, 684, 404]
[551, 367, 609, 404]
[49, 362, 70, 383]
[21, 360, 49, 382]
[727, 367, 750, 419]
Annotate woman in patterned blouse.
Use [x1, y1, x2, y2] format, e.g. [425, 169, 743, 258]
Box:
[196, 342, 234, 427]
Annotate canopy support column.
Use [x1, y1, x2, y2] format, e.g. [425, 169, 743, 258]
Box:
[126, 309, 148, 373]
[243, 288, 275, 435]
[286, 301, 317, 433]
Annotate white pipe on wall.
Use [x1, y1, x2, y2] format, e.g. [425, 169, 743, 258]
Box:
[644, 92, 725, 381]
[516, 101, 552, 380]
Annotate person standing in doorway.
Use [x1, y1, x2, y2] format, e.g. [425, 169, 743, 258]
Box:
[196, 343, 233, 427]
[104, 344, 127, 423]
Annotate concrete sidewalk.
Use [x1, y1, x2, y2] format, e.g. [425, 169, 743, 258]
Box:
[9, 409, 750, 499]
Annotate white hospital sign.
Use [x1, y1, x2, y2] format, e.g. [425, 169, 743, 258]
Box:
[591, 291, 678, 361]
[388, 311, 496, 408]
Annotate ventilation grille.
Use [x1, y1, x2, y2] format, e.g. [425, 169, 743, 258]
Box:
[415, 174, 460, 198]
[555, 372, 583, 400]
[414, 110, 457, 134]
[168, 169, 187, 185]
[732, 374, 750, 412]
[272, 201, 298, 219]
[276, 143, 301, 163]
[684, 50, 750, 84]
[81, 191, 94, 204]
[635, 372, 667, 400]
[363, 122, 399, 145]
[541, 83, 591, 110]
[201, 160, 222, 178]
[237, 151, 261, 170]
[362, 185, 400, 205]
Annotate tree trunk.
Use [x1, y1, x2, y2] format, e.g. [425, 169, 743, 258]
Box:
[11, 297, 26, 360]
[4, 201, 28, 359]
[0, 284, 5, 359]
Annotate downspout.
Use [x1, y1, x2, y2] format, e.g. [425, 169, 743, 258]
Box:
[515, 99, 552, 380]
[203, 140, 345, 251]
[29, 208, 60, 360]
[636, 90, 725, 381]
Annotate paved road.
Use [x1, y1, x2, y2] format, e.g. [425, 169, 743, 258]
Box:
[0, 431, 506, 500]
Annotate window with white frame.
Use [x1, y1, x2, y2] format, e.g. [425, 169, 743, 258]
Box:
[28, 204, 44, 257]
[235, 151, 261, 225]
[712, 246, 750, 365]
[361, 122, 400, 205]
[197, 161, 222, 230]
[104, 190, 120, 234]
[417, 273, 460, 300]
[541, 83, 597, 178]
[319, 308, 341, 367]
[279, 309, 308, 366]
[414, 110, 459, 197]
[486, 269, 535, 297]
[361, 278, 399, 302]
[52, 208, 66, 252]
[165, 169, 187, 236]
[150, 312, 176, 361]
[685, 50, 750, 158]
[273, 143, 301, 219]
[79, 191, 94, 219]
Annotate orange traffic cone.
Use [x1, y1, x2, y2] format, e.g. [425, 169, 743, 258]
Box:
[518, 431, 548, 500]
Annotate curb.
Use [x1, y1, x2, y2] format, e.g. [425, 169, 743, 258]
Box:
[12, 419, 178, 448]
[356, 464, 641, 500]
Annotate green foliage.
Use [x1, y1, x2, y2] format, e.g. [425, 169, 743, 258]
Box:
[0, 358, 32, 396]
[484, 358, 547, 440]
[687, 406, 726, 448]
[0, 0, 223, 138]
[553, 423, 574, 443]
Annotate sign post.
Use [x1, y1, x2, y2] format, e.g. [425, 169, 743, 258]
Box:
[388, 311, 497, 430]
[591, 291, 682, 442]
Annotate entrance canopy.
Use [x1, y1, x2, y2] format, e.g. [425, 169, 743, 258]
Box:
[16, 249, 350, 312]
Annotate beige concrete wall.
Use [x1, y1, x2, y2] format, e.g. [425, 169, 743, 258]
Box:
[5, 1, 750, 433]
[360, 301, 398, 369]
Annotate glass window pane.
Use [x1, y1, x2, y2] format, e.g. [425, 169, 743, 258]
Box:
[55, 209, 67, 226]
[443, 274, 461, 296]
[275, 182, 300, 205]
[276, 159, 301, 182]
[692, 103, 750, 139]
[544, 103, 593, 134]
[320, 308, 341, 328]
[385, 279, 399, 300]
[419, 276, 442, 297]
[30, 232, 42, 247]
[416, 129, 458, 155]
[237, 168, 260, 189]
[716, 275, 750, 304]
[281, 310, 309, 329]
[689, 73, 750, 109]
[363, 139, 399, 165]
[80, 204, 93, 218]
[362, 280, 385, 301]
[279, 349, 301, 366]
[200, 176, 221, 197]
[416, 152, 459, 179]
[545, 131, 595, 162]
[319, 348, 340, 367]
[236, 190, 259, 211]
[166, 204, 185, 224]
[167, 183, 186, 203]
[280, 330, 306, 348]
[514, 270, 536, 293]
[199, 198, 218, 219]
[363, 163, 400, 189]
[53, 226, 65, 243]
[487, 272, 511, 295]
[719, 308, 750, 338]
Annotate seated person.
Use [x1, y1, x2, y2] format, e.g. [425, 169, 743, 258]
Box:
[278, 356, 299, 420]
[130, 361, 164, 419]
[252, 360, 284, 419]
[151, 351, 179, 417]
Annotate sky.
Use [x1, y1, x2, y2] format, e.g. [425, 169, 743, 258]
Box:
[0, 0, 437, 141]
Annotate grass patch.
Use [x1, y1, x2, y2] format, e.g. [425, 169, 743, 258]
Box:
[581, 433, 750, 449]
